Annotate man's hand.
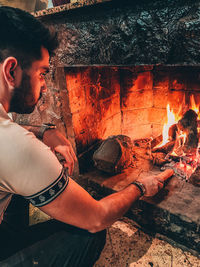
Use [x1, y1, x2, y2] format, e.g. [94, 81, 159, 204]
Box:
[137, 169, 174, 197]
[43, 129, 77, 175]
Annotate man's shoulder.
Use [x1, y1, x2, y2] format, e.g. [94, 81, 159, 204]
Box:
[0, 119, 62, 197]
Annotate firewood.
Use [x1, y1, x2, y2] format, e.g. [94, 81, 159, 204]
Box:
[133, 138, 152, 149]
[151, 124, 177, 151]
[151, 152, 168, 166]
[150, 135, 162, 149]
[176, 109, 198, 149]
[132, 146, 150, 160]
[168, 124, 177, 140]
[189, 166, 200, 187]
[178, 109, 197, 130]
[151, 140, 175, 153]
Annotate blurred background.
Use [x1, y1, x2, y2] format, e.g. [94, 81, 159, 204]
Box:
[48, 0, 53, 8]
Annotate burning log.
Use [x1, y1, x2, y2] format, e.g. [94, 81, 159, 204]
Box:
[168, 123, 177, 141]
[150, 98, 200, 184]
[189, 167, 200, 187]
[150, 124, 177, 152]
[150, 135, 162, 149]
[173, 109, 198, 156]
[151, 109, 200, 174]
[152, 152, 168, 166]
[151, 123, 177, 155]
[152, 140, 175, 154]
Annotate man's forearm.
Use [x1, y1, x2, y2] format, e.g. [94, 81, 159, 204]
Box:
[92, 184, 141, 232]
[93, 169, 173, 232]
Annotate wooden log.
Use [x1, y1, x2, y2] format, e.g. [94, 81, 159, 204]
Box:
[151, 124, 177, 151]
[168, 123, 177, 141]
[133, 138, 152, 149]
[189, 166, 200, 187]
[152, 152, 168, 166]
[132, 146, 150, 160]
[176, 109, 198, 150]
[151, 140, 175, 153]
[93, 135, 134, 174]
[150, 135, 162, 150]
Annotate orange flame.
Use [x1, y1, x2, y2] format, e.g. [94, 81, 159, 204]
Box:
[158, 94, 200, 180]
[160, 104, 176, 146]
[154, 95, 200, 180]
[190, 95, 200, 119]
[158, 95, 199, 147]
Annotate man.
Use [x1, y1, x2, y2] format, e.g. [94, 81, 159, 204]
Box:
[0, 6, 174, 267]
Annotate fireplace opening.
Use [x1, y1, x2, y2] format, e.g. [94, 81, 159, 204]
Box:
[60, 64, 200, 253]
[64, 65, 200, 186]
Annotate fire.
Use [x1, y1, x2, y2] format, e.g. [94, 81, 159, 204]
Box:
[159, 95, 199, 147]
[190, 95, 199, 118]
[174, 155, 198, 181]
[157, 94, 200, 181]
[161, 104, 176, 146]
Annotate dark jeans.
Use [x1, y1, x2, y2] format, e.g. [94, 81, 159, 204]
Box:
[0, 196, 106, 267]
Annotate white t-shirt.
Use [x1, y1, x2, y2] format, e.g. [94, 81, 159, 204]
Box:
[0, 104, 69, 223]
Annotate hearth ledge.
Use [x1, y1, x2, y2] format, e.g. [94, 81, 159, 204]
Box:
[77, 168, 200, 255]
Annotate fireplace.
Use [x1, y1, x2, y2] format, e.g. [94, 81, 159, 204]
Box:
[15, 0, 200, 254]
[40, 65, 200, 255]
[58, 65, 200, 179]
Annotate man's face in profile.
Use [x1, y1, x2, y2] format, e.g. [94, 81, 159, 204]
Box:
[10, 71, 37, 114]
[9, 47, 50, 114]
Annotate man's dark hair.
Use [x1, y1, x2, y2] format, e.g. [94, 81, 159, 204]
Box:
[0, 6, 58, 69]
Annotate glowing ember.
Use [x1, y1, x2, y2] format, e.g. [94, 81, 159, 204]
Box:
[174, 156, 198, 181]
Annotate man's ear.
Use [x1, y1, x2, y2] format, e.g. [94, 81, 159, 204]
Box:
[2, 57, 19, 87]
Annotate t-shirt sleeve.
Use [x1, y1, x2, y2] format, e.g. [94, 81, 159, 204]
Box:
[24, 167, 69, 207]
[0, 122, 69, 207]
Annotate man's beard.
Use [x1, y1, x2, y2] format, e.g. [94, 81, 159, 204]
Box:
[9, 72, 41, 114]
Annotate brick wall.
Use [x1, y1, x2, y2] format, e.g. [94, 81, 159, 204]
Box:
[62, 66, 200, 157]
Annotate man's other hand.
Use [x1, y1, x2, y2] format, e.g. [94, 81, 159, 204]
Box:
[137, 169, 174, 197]
[43, 129, 77, 175]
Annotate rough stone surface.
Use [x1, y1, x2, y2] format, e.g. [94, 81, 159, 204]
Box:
[29, 210, 200, 266]
[95, 217, 200, 266]
[79, 160, 200, 253]
[37, 0, 200, 65]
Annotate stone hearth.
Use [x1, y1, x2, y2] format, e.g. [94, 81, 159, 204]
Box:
[78, 163, 200, 254]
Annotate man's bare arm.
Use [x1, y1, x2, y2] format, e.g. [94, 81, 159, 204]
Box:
[39, 169, 173, 233]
